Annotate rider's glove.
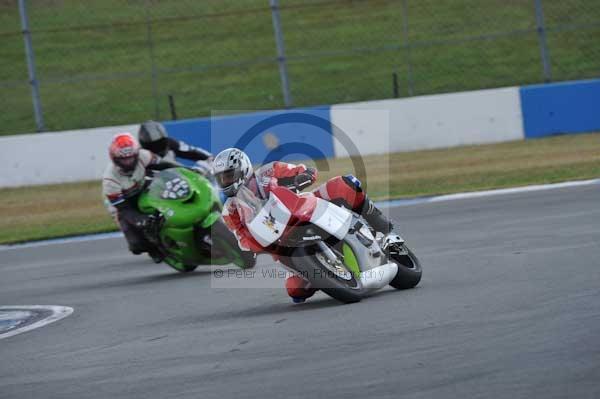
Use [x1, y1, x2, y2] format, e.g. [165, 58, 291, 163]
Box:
[135, 214, 152, 229]
[136, 214, 162, 241]
[294, 167, 317, 190]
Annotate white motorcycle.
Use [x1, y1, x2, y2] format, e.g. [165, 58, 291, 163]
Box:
[235, 181, 422, 303]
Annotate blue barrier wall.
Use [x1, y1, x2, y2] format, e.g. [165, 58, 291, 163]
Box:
[520, 79, 600, 139]
[163, 106, 334, 164]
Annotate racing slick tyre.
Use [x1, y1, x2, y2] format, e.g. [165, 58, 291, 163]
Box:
[389, 246, 422, 290]
[172, 264, 198, 273]
[163, 257, 198, 273]
[291, 245, 363, 304]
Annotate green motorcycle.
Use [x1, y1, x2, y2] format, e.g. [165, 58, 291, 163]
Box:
[137, 167, 255, 272]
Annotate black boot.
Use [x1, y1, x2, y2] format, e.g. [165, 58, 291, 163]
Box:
[358, 196, 393, 234]
[147, 248, 165, 264]
[358, 196, 405, 253]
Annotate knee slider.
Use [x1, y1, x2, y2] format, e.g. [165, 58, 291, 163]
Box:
[129, 245, 145, 255]
[127, 237, 149, 254]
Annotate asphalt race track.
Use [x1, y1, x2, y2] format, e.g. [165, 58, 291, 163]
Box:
[1, 184, 599, 399]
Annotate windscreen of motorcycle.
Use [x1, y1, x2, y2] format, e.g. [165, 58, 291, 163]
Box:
[246, 192, 291, 247]
[147, 170, 192, 201]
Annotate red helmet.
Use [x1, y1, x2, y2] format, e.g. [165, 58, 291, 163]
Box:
[109, 133, 140, 174]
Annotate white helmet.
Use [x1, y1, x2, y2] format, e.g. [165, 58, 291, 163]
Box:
[213, 148, 253, 197]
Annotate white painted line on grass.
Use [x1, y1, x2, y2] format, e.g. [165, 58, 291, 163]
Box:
[1, 178, 598, 251]
[0, 305, 74, 340]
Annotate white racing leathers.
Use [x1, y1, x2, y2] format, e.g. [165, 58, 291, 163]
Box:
[102, 149, 158, 217]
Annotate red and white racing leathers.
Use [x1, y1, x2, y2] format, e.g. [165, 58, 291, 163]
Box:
[222, 161, 311, 252]
[222, 161, 370, 301]
[222, 161, 366, 254]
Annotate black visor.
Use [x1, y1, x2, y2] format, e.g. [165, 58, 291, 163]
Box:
[114, 155, 138, 173]
[215, 169, 243, 189]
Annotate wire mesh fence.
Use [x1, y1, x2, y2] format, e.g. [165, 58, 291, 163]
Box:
[1, 0, 599, 135]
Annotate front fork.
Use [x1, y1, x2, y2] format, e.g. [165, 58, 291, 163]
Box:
[315, 240, 340, 265]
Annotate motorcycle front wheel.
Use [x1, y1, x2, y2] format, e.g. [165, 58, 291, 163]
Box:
[208, 220, 257, 269]
[388, 246, 422, 289]
[291, 245, 363, 304]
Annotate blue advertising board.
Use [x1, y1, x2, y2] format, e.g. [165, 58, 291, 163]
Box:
[520, 79, 600, 138]
[163, 106, 334, 164]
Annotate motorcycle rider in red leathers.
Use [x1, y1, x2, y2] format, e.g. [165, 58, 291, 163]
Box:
[213, 148, 399, 303]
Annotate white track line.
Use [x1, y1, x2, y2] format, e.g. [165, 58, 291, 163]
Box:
[0, 178, 598, 251]
[376, 178, 600, 208]
[0, 305, 74, 340]
[0, 232, 123, 251]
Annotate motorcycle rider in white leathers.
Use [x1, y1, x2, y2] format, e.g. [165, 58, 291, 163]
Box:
[102, 133, 178, 262]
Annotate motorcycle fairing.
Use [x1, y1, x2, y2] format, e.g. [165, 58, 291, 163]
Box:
[247, 192, 291, 247]
[359, 262, 398, 290]
[309, 198, 353, 240]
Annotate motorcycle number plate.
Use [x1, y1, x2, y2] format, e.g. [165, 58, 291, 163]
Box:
[247, 193, 291, 247]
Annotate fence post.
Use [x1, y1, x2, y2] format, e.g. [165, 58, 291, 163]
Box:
[145, 4, 160, 119]
[168, 94, 177, 120]
[534, 0, 552, 82]
[400, 0, 414, 96]
[18, 0, 45, 132]
[270, 0, 293, 108]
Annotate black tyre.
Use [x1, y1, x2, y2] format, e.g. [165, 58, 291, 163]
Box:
[163, 257, 198, 273]
[175, 264, 198, 273]
[389, 246, 422, 289]
[291, 245, 363, 304]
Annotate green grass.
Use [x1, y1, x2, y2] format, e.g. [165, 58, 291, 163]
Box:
[1, 132, 599, 244]
[1, 0, 599, 134]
